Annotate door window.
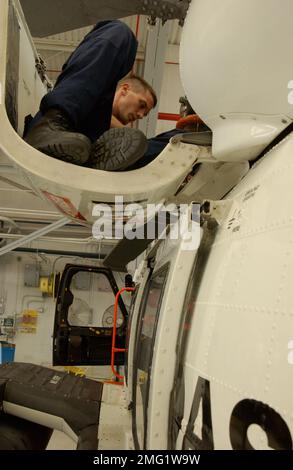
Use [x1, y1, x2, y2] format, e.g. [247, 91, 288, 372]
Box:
[68, 271, 123, 328]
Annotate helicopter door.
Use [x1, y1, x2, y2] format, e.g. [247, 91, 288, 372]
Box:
[53, 264, 128, 366]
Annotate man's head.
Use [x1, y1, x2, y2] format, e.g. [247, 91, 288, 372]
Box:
[113, 75, 157, 125]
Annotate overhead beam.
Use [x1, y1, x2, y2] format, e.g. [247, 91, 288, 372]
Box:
[19, 0, 190, 37]
[0, 217, 70, 256]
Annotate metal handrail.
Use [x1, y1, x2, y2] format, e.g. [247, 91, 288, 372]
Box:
[111, 287, 135, 383]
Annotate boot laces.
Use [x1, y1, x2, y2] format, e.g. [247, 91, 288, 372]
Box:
[55, 112, 73, 131]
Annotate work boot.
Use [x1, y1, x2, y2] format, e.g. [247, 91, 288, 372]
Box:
[24, 109, 91, 164]
[88, 127, 148, 171]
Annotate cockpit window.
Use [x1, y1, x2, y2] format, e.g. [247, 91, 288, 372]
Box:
[132, 265, 169, 449]
[125, 286, 139, 384]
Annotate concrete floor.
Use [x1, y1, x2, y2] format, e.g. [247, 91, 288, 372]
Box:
[46, 383, 133, 450]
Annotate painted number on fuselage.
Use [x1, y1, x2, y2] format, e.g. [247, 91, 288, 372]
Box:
[183, 377, 292, 450]
[182, 377, 214, 450]
[230, 399, 292, 450]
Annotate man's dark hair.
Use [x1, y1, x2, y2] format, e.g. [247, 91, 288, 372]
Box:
[118, 75, 157, 108]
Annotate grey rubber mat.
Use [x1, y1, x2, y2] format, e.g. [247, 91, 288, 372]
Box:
[0, 362, 103, 449]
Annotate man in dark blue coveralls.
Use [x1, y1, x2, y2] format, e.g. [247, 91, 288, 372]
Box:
[24, 20, 157, 171]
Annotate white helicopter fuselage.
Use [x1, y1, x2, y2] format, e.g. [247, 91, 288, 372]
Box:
[129, 133, 293, 449]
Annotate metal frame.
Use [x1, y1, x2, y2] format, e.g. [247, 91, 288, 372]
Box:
[0, 217, 70, 256]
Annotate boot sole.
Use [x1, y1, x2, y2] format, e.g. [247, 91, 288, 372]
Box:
[37, 135, 91, 165]
[90, 128, 148, 171]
